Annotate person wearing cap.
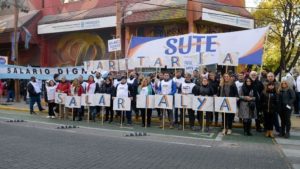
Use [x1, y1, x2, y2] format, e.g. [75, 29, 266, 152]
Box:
[27, 76, 45, 114]
[114, 76, 133, 125]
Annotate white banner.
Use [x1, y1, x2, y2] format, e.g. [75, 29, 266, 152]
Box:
[55, 93, 67, 104]
[128, 27, 269, 67]
[80, 94, 95, 106]
[155, 95, 173, 110]
[136, 95, 155, 109]
[192, 96, 214, 111]
[65, 96, 81, 108]
[93, 94, 111, 107]
[113, 97, 131, 111]
[214, 97, 237, 114]
[174, 94, 193, 109]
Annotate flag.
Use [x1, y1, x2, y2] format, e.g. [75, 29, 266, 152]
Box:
[11, 32, 20, 62]
[22, 26, 31, 49]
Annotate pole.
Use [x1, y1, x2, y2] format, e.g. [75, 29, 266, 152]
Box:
[162, 109, 165, 130]
[87, 106, 90, 123]
[101, 107, 104, 126]
[145, 108, 147, 128]
[202, 111, 205, 132]
[59, 104, 62, 119]
[182, 107, 185, 131]
[72, 108, 74, 121]
[259, 28, 270, 81]
[63, 107, 66, 120]
[120, 111, 123, 128]
[13, 0, 20, 102]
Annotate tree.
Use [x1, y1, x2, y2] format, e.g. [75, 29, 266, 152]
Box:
[252, 0, 300, 79]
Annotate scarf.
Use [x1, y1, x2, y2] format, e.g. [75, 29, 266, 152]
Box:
[87, 80, 94, 92]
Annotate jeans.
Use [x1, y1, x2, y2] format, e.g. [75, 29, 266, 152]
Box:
[279, 108, 292, 134]
[48, 102, 56, 116]
[29, 95, 43, 112]
[140, 108, 152, 126]
[222, 113, 234, 129]
[7, 90, 14, 101]
[105, 107, 114, 122]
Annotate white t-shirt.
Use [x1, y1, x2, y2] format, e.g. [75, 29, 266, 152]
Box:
[296, 76, 300, 92]
[160, 80, 173, 95]
[173, 77, 185, 89]
[140, 86, 149, 96]
[114, 79, 121, 87]
[235, 81, 244, 95]
[181, 82, 195, 94]
[117, 83, 129, 97]
[86, 83, 97, 94]
[95, 77, 104, 87]
[46, 85, 57, 100]
[127, 78, 136, 84]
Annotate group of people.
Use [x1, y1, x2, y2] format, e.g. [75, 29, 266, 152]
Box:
[24, 68, 300, 139]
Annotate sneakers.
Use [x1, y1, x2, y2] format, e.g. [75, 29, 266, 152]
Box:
[284, 133, 290, 139]
[222, 129, 226, 135]
[227, 129, 232, 135]
[30, 111, 36, 115]
[51, 116, 56, 119]
[46, 116, 51, 118]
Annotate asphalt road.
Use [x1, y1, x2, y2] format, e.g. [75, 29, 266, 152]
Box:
[0, 117, 292, 169]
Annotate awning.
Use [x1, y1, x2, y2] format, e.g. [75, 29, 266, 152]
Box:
[38, 6, 116, 34]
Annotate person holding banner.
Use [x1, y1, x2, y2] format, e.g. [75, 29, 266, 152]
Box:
[178, 73, 196, 130]
[70, 78, 84, 121]
[114, 76, 133, 125]
[78, 75, 87, 121]
[219, 73, 239, 135]
[127, 71, 139, 121]
[192, 77, 214, 132]
[173, 70, 185, 127]
[99, 78, 115, 123]
[138, 78, 154, 127]
[45, 80, 58, 118]
[27, 77, 45, 114]
[208, 72, 220, 126]
[238, 78, 258, 136]
[86, 75, 100, 122]
[155, 73, 164, 120]
[157, 72, 177, 129]
[56, 76, 71, 118]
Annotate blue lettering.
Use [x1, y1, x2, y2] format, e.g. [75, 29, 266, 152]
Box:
[206, 36, 217, 52]
[165, 38, 177, 55]
[179, 36, 192, 54]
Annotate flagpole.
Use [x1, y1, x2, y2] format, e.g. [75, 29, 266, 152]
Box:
[259, 26, 270, 81]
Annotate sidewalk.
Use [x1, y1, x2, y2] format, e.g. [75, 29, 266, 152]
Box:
[1, 100, 300, 129]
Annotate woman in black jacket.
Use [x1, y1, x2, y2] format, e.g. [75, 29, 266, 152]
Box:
[261, 82, 278, 138]
[278, 80, 296, 138]
[99, 78, 115, 123]
[192, 78, 214, 132]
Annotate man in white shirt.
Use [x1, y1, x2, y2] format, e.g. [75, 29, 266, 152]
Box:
[235, 73, 244, 95]
[173, 70, 185, 126]
[94, 72, 104, 87]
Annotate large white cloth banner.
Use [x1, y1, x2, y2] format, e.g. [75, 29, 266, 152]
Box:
[113, 97, 131, 111]
[214, 97, 237, 114]
[55, 93, 67, 104]
[174, 94, 193, 109]
[65, 96, 81, 108]
[128, 27, 269, 68]
[80, 94, 95, 106]
[136, 95, 155, 109]
[192, 96, 214, 111]
[84, 59, 127, 73]
[93, 94, 111, 107]
[155, 95, 173, 110]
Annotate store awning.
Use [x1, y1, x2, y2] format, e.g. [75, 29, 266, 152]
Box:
[38, 6, 116, 34]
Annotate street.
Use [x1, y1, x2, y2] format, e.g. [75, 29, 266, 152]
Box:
[0, 110, 293, 169]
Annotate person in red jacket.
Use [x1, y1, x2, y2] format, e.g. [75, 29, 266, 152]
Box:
[69, 78, 84, 121]
[56, 76, 71, 94]
[55, 76, 71, 118]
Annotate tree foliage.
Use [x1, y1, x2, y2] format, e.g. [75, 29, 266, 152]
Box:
[252, 0, 300, 78]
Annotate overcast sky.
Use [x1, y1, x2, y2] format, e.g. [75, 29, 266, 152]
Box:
[245, 0, 261, 7]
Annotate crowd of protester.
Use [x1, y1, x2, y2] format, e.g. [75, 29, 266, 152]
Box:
[1, 67, 300, 139]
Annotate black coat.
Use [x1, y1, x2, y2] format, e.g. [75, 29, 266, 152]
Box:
[192, 85, 214, 96]
[278, 88, 296, 111]
[218, 83, 239, 97]
[261, 91, 279, 114]
[27, 82, 40, 97]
